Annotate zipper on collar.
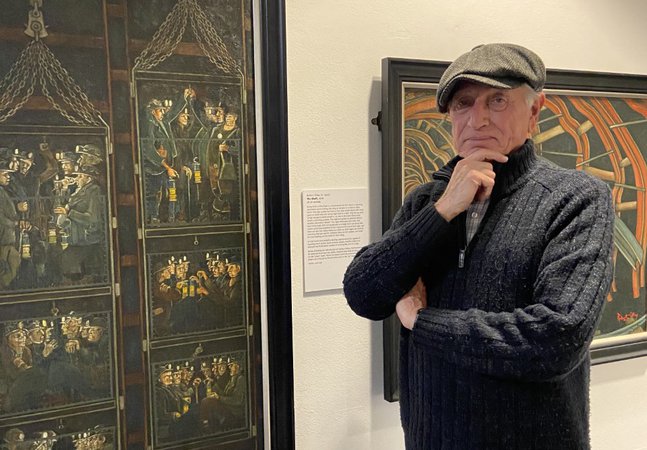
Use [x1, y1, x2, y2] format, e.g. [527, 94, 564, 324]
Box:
[457, 211, 467, 269]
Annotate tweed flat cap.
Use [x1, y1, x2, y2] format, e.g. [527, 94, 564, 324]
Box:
[436, 43, 546, 113]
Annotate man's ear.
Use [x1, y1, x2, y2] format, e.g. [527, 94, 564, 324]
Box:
[529, 92, 546, 132]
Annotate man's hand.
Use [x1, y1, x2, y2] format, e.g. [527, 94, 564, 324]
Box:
[17, 201, 29, 213]
[161, 160, 178, 178]
[435, 149, 508, 221]
[65, 339, 80, 354]
[396, 278, 427, 330]
[43, 339, 58, 358]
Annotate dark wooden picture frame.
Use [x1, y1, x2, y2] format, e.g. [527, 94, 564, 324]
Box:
[381, 57, 647, 402]
[0, 0, 296, 447]
[258, 0, 295, 448]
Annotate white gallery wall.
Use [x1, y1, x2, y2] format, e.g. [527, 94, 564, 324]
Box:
[283, 1, 647, 449]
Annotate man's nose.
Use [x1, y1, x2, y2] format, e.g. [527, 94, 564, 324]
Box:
[467, 100, 490, 128]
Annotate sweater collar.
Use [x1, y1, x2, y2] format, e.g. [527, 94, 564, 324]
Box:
[433, 139, 537, 198]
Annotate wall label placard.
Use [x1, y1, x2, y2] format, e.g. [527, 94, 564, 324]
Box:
[302, 188, 368, 293]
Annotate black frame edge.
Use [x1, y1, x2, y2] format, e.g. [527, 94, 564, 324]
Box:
[380, 57, 401, 403]
[259, 0, 296, 449]
[380, 58, 449, 402]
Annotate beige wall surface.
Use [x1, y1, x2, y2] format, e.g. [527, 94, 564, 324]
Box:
[284, 1, 647, 449]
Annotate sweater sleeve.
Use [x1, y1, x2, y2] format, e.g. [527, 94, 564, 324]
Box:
[412, 182, 614, 381]
[343, 184, 455, 321]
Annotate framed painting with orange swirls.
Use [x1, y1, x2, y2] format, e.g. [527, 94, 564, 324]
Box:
[380, 58, 647, 402]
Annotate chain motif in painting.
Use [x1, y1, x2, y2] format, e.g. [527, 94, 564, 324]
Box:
[133, 0, 241, 77]
[0, 2, 101, 125]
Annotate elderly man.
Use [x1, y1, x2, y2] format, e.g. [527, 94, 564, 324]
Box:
[344, 43, 614, 450]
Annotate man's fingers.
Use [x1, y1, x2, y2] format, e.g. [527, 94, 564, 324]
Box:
[436, 154, 500, 221]
[480, 169, 496, 180]
[474, 170, 496, 188]
[456, 160, 496, 175]
[472, 171, 495, 200]
[466, 169, 496, 198]
[466, 167, 496, 179]
[465, 149, 509, 163]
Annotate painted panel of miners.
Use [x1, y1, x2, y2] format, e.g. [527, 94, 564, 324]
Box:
[138, 82, 242, 227]
[150, 249, 244, 338]
[0, 139, 109, 292]
[154, 354, 247, 444]
[0, 312, 113, 417]
[2, 425, 115, 450]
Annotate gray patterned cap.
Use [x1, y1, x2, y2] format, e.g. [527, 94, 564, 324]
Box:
[436, 43, 546, 113]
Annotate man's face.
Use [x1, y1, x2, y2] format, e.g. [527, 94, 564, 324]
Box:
[158, 268, 171, 283]
[217, 363, 227, 376]
[87, 327, 103, 343]
[152, 108, 165, 121]
[228, 264, 241, 278]
[205, 106, 218, 123]
[160, 371, 173, 386]
[181, 368, 193, 383]
[224, 113, 237, 127]
[448, 82, 544, 158]
[61, 161, 74, 175]
[178, 112, 190, 127]
[0, 171, 10, 186]
[19, 159, 32, 175]
[79, 154, 101, 166]
[65, 318, 81, 336]
[215, 107, 225, 123]
[7, 331, 26, 349]
[76, 173, 91, 188]
[28, 328, 45, 344]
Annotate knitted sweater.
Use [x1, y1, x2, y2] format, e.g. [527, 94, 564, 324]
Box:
[344, 140, 614, 450]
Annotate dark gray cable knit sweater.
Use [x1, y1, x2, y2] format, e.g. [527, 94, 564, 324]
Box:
[344, 140, 614, 450]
